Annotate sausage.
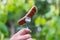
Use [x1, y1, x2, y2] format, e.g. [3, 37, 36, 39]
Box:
[18, 6, 37, 25]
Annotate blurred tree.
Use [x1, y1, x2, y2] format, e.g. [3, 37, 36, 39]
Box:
[0, 0, 35, 38]
[0, 0, 60, 40]
[0, 0, 8, 40]
[5, 0, 34, 37]
[34, 0, 60, 40]
[34, 0, 50, 15]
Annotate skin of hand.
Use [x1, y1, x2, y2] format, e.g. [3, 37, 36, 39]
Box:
[10, 28, 32, 40]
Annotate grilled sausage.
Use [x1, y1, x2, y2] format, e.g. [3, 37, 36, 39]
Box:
[18, 6, 37, 25]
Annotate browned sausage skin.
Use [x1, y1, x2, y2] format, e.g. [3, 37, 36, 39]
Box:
[18, 6, 37, 25]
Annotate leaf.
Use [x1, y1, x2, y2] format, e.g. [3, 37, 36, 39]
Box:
[28, 0, 34, 6]
[6, 5, 15, 11]
[54, 9, 59, 15]
[46, 34, 54, 40]
[23, 3, 31, 12]
[42, 24, 49, 35]
[35, 16, 41, 27]
[0, 12, 7, 23]
[0, 31, 2, 36]
[0, 22, 8, 36]
[55, 34, 60, 40]
[45, 5, 55, 19]
[40, 17, 46, 25]
[35, 16, 46, 27]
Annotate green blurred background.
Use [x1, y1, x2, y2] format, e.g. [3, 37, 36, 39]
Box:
[0, 0, 60, 40]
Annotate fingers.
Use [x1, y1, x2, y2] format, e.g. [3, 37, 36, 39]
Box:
[27, 38, 32, 40]
[10, 28, 32, 40]
[16, 28, 31, 35]
[19, 34, 31, 40]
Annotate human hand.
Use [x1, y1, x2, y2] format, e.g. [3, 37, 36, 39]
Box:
[10, 28, 32, 40]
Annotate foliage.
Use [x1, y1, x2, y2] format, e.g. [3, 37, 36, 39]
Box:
[0, 22, 8, 36]
[0, 0, 60, 40]
[34, 0, 60, 40]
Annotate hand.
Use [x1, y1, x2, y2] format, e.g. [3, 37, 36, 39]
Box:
[10, 28, 32, 40]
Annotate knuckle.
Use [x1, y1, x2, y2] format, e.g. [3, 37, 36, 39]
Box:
[27, 34, 31, 37]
